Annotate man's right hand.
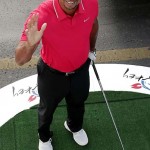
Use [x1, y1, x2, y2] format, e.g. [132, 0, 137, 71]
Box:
[25, 13, 47, 47]
[15, 13, 47, 66]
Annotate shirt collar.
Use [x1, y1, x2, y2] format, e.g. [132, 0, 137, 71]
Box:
[53, 0, 85, 21]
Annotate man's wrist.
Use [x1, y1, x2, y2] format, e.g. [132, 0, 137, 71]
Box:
[26, 41, 38, 55]
[90, 48, 96, 52]
[90, 48, 96, 56]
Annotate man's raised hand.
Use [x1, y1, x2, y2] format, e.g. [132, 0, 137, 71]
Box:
[25, 13, 47, 47]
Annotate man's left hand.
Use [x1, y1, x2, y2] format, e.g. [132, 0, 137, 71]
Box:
[88, 51, 96, 61]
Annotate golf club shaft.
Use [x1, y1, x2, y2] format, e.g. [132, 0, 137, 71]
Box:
[92, 61, 125, 150]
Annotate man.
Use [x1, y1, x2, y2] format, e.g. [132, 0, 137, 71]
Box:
[15, 0, 99, 149]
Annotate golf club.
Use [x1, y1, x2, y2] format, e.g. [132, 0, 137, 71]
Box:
[92, 61, 125, 150]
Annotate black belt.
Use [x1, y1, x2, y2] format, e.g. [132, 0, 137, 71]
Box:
[40, 58, 90, 76]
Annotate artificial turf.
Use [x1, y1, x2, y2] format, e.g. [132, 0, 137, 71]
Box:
[0, 91, 150, 150]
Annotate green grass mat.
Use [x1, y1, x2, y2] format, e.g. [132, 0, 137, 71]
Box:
[0, 91, 150, 150]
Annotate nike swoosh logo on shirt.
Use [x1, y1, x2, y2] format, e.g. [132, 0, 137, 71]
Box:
[84, 17, 90, 23]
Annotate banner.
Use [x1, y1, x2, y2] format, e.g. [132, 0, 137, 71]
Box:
[0, 64, 150, 127]
[90, 64, 150, 94]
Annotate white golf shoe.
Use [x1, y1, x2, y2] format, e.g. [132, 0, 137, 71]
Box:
[39, 138, 53, 150]
[64, 121, 88, 146]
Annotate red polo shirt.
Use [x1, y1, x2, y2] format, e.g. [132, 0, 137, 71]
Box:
[21, 0, 98, 72]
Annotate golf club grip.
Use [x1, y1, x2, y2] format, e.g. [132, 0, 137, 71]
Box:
[92, 61, 100, 81]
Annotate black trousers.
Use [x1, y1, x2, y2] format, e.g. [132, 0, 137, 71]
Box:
[37, 58, 91, 142]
